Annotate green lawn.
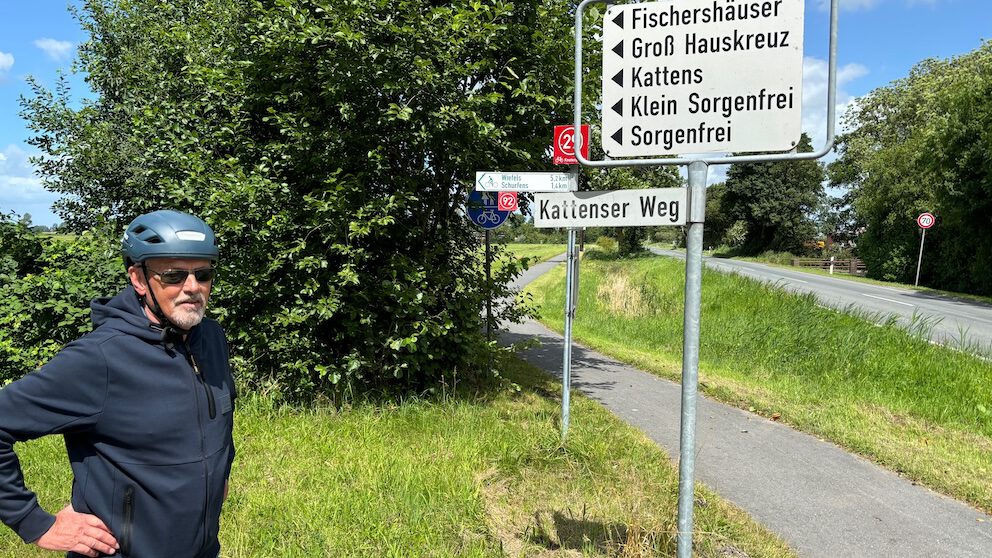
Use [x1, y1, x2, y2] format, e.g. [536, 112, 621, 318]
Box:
[527, 254, 992, 513]
[1, 359, 792, 557]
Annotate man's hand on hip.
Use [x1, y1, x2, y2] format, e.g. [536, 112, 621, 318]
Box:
[35, 504, 119, 557]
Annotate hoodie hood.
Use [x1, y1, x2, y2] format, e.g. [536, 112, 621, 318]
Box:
[90, 286, 168, 343]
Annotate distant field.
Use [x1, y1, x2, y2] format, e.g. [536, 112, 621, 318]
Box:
[504, 243, 563, 267]
[528, 254, 992, 513]
[1, 359, 793, 557]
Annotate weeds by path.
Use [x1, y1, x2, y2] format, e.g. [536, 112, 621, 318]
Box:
[0, 358, 792, 557]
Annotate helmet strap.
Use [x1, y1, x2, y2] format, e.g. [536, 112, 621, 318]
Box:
[140, 262, 190, 338]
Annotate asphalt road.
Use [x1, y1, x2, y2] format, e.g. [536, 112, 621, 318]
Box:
[505, 255, 992, 558]
[650, 248, 992, 356]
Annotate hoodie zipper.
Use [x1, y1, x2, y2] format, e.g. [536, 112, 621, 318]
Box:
[183, 340, 216, 419]
[121, 485, 134, 555]
[182, 339, 215, 553]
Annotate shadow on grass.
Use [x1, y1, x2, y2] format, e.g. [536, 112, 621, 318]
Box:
[526, 509, 676, 555]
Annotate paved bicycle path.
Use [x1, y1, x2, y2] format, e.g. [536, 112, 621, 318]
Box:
[503, 254, 992, 558]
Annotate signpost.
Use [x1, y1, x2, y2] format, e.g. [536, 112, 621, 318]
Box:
[467, 191, 511, 345]
[915, 212, 935, 287]
[601, 0, 805, 157]
[571, 1, 840, 556]
[475, 171, 577, 192]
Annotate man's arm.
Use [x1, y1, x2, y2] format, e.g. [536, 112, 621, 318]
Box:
[0, 339, 116, 553]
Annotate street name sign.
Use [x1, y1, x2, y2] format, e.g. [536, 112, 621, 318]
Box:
[602, 0, 805, 157]
[475, 171, 578, 192]
[533, 188, 687, 228]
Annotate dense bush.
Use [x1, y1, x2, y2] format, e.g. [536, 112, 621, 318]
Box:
[19, 0, 589, 398]
[830, 41, 992, 293]
[0, 228, 122, 382]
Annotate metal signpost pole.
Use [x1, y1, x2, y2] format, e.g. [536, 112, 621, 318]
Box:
[677, 161, 707, 558]
[915, 227, 926, 287]
[485, 229, 492, 342]
[561, 166, 581, 443]
[569, 0, 839, 553]
[561, 227, 577, 442]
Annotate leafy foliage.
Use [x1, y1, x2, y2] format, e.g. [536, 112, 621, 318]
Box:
[720, 133, 826, 254]
[829, 41, 992, 292]
[0, 229, 123, 382]
[18, 0, 588, 397]
[585, 164, 683, 256]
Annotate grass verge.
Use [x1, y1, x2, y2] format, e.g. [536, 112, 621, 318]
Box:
[527, 255, 992, 513]
[505, 244, 564, 268]
[0, 358, 792, 557]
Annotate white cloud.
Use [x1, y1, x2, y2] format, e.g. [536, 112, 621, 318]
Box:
[0, 144, 62, 225]
[34, 38, 74, 62]
[0, 51, 13, 73]
[802, 56, 867, 153]
[817, 0, 881, 10]
[818, 0, 949, 10]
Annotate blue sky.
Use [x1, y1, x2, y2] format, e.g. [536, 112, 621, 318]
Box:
[1, 0, 990, 226]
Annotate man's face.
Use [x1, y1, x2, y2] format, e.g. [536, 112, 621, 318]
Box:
[129, 258, 214, 330]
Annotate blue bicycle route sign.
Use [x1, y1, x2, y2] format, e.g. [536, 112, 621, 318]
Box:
[467, 191, 510, 230]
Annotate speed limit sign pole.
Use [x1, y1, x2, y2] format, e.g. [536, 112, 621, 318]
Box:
[916, 212, 935, 286]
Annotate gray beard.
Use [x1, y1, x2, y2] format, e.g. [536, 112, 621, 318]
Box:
[171, 304, 206, 330]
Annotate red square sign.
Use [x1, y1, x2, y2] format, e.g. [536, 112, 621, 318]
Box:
[553, 124, 590, 165]
[497, 192, 518, 212]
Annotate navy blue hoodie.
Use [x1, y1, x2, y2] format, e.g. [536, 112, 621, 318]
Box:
[0, 286, 236, 557]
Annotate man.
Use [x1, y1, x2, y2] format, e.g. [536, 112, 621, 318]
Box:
[0, 210, 236, 557]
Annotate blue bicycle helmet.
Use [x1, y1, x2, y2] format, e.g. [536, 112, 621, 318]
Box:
[122, 210, 219, 266]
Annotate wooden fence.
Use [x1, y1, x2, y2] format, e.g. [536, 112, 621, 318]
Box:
[791, 258, 867, 276]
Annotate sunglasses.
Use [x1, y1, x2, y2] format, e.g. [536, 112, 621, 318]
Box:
[150, 267, 217, 285]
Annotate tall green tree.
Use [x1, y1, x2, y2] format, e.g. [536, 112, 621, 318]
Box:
[19, 0, 592, 397]
[829, 41, 992, 293]
[721, 133, 826, 254]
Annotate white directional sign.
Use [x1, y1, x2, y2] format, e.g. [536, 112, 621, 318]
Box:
[475, 171, 577, 192]
[534, 188, 687, 228]
[602, 0, 805, 157]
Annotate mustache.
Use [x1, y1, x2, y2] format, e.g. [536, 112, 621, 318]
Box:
[174, 295, 205, 305]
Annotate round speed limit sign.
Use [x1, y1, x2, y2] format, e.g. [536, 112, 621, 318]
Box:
[917, 212, 935, 229]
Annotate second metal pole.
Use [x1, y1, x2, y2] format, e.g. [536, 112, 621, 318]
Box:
[561, 228, 577, 442]
[677, 161, 708, 558]
[915, 228, 926, 287]
[485, 229, 492, 342]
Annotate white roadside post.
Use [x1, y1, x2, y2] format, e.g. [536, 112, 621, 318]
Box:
[570, 1, 839, 556]
[915, 212, 936, 287]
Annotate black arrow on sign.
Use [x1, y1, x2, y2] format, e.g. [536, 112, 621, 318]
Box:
[612, 40, 623, 58]
[612, 10, 624, 29]
[611, 128, 623, 145]
[612, 69, 623, 87]
[611, 99, 623, 116]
